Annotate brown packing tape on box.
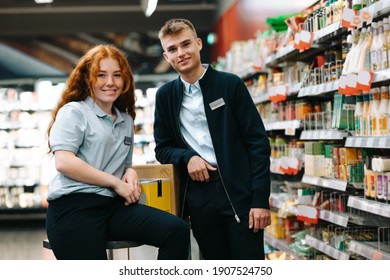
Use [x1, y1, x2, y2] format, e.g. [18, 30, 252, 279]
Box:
[133, 164, 180, 216]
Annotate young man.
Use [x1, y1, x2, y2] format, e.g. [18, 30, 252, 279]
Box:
[154, 18, 271, 260]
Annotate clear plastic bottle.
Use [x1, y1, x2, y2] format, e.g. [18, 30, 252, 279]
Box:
[350, 28, 366, 73]
[387, 86, 390, 135]
[369, 87, 381, 135]
[370, 22, 381, 71]
[383, 23, 390, 69]
[357, 26, 373, 71]
[379, 86, 389, 135]
[343, 29, 360, 74]
[361, 92, 370, 135]
[377, 21, 386, 70]
[354, 93, 363, 136]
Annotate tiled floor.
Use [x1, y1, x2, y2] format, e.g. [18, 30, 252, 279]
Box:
[0, 219, 200, 260]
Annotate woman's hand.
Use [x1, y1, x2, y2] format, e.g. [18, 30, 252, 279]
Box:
[117, 168, 142, 205]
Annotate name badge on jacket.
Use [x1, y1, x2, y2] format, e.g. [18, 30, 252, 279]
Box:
[124, 136, 132, 145]
[209, 98, 225, 111]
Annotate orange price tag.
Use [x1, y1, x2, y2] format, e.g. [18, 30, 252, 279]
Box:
[293, 31, 313, 52]
[341, 8, 357, 29]
[356, 70, 374, 93]
[344, 72, 359, 95]
[297, 205, 319, 224]
[338, 75, 348, 94]
[268, 85, 288, 102]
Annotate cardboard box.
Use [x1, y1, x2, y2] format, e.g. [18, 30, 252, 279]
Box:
[140, 179, 171, 213]
[133, 164, 180, 216]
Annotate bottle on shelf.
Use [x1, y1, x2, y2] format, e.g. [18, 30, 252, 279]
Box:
[352, 0, 366, 10]
[349, 28, 366, 73]
[354, 93, 363, 136]
[379, 86, 389, 136]
[357, 26, 373, 72]
[361, 91, 370, 135]
[368, 87, 381, 135]
[370, 22, 381, 71]
[383, 21, 390, 70]
[377, 20, 386, 71]
[342, 30, 359, 75]
[387, 86, 390, 136]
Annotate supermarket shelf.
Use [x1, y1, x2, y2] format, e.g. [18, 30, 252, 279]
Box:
[349, 240, 390, 260]
[134, 117, 154, 126]
[264, 233, 306, 260]
[318, 208, 349, 227]
[0, 207, 46, 220]
[305, 235, 350, 260]
[312, 20, 342, 42]
[264, 120, 301, 132]
[134, 134, 154, 144]
[347, 196, 390, 218]
[345, 136, 390, 149]
[269, 193, 298, 216]
[372, 68, 390, 84]
[302, 175, 348, 192]
[265, 20, 344, 68]
[252, 94, 269, 105]
[253, 83, 302, 105]
[370, 0, 390, 19]
[237, 69, 267, 81]
[300, 129, 349, 140]
[298, 80, 339, 98]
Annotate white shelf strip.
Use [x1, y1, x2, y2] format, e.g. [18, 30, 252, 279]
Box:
[264, 120, 301, 131]
[345, 136, 390, 149]
[300, 129, 348, 140]
[349, 240, 390, 260]
[305, 235, 350, 260]
[302, 175, 348, 192]
[347, 196, 390, 218]
[318, 209, 349, 227]
[264, 233, 305, 260]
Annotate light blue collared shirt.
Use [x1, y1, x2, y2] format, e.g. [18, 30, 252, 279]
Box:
[47, 96, 134, 201]
[180, 66, 217, 166]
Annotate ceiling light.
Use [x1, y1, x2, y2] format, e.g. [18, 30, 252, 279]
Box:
[34, 0, 54, 3]
[141, 0, 158, 17]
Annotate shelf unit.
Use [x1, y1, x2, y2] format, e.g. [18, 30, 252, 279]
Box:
[235, 0, 390, 259]
[0, 75, 172, 219]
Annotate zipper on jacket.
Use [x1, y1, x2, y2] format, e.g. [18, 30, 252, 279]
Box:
[180, 176, 189, 220]
[178, 106, 191, 221]
[176, 85, 240, 223]
[216, 166, 241, 223]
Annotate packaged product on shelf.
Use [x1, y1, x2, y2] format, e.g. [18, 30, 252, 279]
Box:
[379, 86, 389, 135]
[332, 93, 355, 130]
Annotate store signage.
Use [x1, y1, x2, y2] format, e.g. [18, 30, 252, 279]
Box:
[297, 205, 319, 224]
[293, 30, 313, 53]
[338, 70, 373, 95]
[268, 85, 288, 102]
[341, 7, 373, 30]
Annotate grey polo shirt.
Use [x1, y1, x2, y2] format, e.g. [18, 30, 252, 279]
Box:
[47, 96, 134, 201]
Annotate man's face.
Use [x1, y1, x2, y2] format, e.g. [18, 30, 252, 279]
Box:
[161, 29, 202, 75]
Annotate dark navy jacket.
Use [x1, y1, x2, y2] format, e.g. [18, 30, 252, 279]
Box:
[154, 66, 271, 219]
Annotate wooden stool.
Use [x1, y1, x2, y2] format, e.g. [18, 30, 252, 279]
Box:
[42, 239, 142, 260]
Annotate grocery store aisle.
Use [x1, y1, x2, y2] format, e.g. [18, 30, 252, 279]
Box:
[0, 219, 199, 260]
[0, 219, 159, 260]
[0, 219, 55, 260]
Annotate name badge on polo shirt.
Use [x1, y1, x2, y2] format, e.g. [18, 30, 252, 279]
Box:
[209, 98, 225, 111]
[124, 136, 132, 145]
